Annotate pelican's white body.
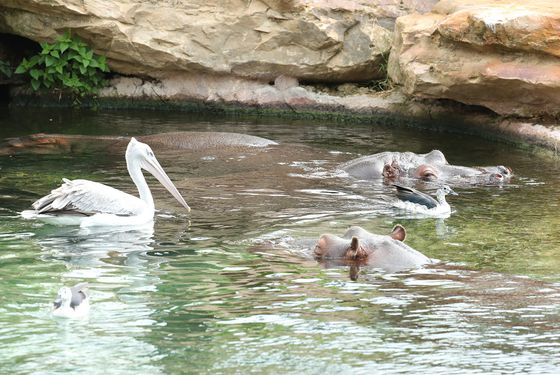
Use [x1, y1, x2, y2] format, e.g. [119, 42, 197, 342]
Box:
[52, 297, 90, 319]
[393, 200, 451, 218]
[392, 187, 454, 218]
[21, 138, 190, 227]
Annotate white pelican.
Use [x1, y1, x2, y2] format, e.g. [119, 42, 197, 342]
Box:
[52, 283, 90, 318]
[22, 137, 190, 227]
[392, 184, 457, 217]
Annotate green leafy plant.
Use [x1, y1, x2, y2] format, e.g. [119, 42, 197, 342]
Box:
[369, 52, 393, 92]
[15, 31, 109, 95]
[0, 60, 13, 79]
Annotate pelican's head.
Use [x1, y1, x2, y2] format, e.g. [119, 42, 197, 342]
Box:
[126, 137, 191, 212]
[437, 185, 457, 197]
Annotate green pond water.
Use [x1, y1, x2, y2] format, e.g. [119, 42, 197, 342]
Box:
[1, 107, 559, 374]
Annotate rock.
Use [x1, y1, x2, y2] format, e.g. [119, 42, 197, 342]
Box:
[0, 0, 433, 83]
[274, 75, 299, 91]
[388, 0, 560, 118]
[99, 73, 404, 112]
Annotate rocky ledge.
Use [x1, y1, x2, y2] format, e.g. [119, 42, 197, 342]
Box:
[2, 0, 560, 151]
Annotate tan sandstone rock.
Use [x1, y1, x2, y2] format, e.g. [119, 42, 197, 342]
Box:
[0, 0, 432, 83]
[388, 0, 560, 118]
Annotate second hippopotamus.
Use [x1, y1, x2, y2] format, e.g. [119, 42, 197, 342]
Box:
[340, 150, 512, 185]
[0, 131, 278, 155]
[313, 225, 433, 274]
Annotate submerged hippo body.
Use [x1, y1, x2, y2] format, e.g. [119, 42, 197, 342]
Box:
[340, 150, 511, 184]
[0, 132, 277, 155]
[139, 132, 278, 150]
[313, 225, 432, 273]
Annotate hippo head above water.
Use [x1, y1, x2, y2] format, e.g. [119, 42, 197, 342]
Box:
[412, 164, 513, 184]
[342, 150, 512, 186]
[313, 225, 432, 275]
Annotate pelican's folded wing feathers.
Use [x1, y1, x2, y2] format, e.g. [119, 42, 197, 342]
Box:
[393, 184, 438, 209]
[32, 178, 143, 216]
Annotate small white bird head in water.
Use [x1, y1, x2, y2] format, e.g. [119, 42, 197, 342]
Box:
[436, 185, 457, 202]
[56, 287, 73, 308]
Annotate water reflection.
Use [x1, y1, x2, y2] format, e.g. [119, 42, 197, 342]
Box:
[0, 222, 173, 374]
[38, 223, 156, 268]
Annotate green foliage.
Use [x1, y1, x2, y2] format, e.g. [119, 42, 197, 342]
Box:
[15, 31, 109, 96]
[369, 52, 393, 92]
[0, 60, 13, 78]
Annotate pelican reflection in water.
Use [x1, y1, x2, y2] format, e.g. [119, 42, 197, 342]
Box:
[22, 138, 190, 227]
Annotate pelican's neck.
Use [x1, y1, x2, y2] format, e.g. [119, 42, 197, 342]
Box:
[128, 160, 154, 211]
[436, 191, 447, 205]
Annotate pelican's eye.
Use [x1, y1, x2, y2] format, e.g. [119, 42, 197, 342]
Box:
[147, 150, 154, 158]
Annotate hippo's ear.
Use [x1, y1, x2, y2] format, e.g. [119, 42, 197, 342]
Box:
[350, 236, 360, 251]
[390, 224, 406, 242]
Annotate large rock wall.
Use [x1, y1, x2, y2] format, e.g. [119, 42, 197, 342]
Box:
[0, 0, 434, 83]
[4, 0, 560, 125]
[388, 0, 560, 118]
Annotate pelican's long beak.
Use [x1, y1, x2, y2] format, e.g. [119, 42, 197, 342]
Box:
[143, 156, 191, 212]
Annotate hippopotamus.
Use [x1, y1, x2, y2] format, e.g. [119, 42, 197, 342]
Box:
[313, 225, 433, 275]
[340, 150, 511, 185]
[0, 131, 278, 155]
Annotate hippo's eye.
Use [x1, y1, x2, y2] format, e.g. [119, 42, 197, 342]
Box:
[422, 172, 437, 181]
[498, 166, 511, 175]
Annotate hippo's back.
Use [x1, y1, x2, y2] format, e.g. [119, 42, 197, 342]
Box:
[368, 239, 433, 273]
[140, 132, 278, 150]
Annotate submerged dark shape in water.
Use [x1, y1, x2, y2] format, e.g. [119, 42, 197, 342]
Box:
[0, 131, 277, 155]
[340, 150, 512, 185]
[313, 225, 433, 278]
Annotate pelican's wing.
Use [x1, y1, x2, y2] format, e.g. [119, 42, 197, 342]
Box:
[70, 283, 88, 308]
[32, 178, 143, 216]
[393, 184, 438, 209]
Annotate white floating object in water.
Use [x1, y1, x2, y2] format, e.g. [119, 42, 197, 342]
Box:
[52, 283, 90, 319]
